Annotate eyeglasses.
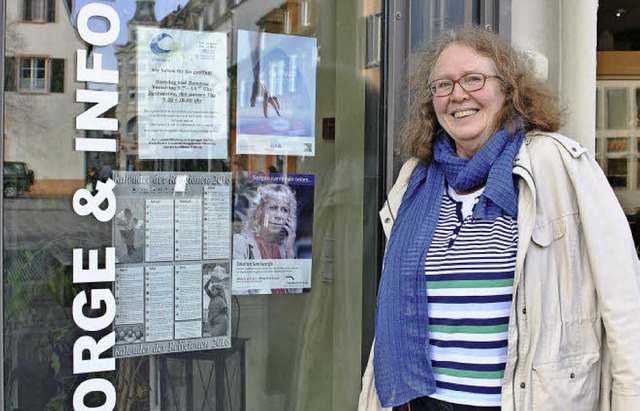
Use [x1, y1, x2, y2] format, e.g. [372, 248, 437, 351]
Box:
[428, 73, 500, 97]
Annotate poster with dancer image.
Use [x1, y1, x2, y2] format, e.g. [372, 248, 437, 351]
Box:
[112, 171, 232, 358]
[235, 30, 317, 156]
[232, 172, 314, 294]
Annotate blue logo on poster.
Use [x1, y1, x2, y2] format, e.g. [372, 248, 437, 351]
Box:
[150, 33, 178, 55]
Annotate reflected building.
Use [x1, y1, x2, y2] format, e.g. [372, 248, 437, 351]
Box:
[115, 0, 158, 171]
[4, 0, 86, 195]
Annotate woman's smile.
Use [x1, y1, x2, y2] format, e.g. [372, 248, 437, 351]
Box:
[452, 109, 479, 119]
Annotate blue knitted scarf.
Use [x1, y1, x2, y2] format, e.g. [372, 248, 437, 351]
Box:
[374, 128, 525, 406]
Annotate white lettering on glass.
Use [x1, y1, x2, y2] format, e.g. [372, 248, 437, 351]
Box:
[72, 290, 116, 332]
[73, 378, 117, 411]
[76, 90, 118, 131]
[77, 49, 118, 84]
[76, 3, 120, 46]
[72, 248, 115, 283]
[73, 333, 116, 373]
[71, 1, 122, 407]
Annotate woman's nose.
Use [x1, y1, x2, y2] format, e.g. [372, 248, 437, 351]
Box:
[450, 82, 470, 100]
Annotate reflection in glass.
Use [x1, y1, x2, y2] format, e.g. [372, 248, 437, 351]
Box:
[4, 0, 371, 409]
[607, 88, 628, 129]
[411, 0, 474, 50]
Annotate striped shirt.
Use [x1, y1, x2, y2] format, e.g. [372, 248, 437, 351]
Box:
[425, 186, 517, 407]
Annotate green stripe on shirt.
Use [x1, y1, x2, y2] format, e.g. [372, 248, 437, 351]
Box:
[433, 367, 505, 379]
[427, 278, 514, 289]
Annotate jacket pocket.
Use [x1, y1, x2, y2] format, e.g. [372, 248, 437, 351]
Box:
[531, 217, 566, 247]
[531, 353, 600, 411]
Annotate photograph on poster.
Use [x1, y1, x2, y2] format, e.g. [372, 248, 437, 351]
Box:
[202, 263, 231, 337]
[236, 30, 317, 156]
[137, 27, 228, 159]
[112, 171, 233, 358]
[115, 325, 145, 345]
[232, 172, 314, 294]
[114, 199, 145, 264]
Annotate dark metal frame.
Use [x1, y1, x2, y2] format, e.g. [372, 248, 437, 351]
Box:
[361, 0, 504, 374]
[1, 0, 6, 407]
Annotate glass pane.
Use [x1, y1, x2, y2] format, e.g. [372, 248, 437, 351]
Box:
[607, 88, 628, 129]
[3, 0, 379, 410]
[607, 158, 628, 187]
[32, 0, 45, 21]
[607, 137, 629, 153]
[411, 0, 479, 50]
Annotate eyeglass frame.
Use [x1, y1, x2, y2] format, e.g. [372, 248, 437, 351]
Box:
[428, 73, 501, 97]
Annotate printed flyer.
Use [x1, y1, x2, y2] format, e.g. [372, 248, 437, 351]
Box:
[232, 172, 314, 294]
[236, 30, 317, 156]
[112, 171, 232, 358]
[137, 27, 228, 159]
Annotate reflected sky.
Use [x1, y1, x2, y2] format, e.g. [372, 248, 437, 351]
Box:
[67, 0, 192, 82]
[156, 0, 191, 20]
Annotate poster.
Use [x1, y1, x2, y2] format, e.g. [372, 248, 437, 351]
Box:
[112, 172, 232, 358]
[232, 172, 314, 294]
[137, 27, 228, 159]
[236, 30, 317, 156]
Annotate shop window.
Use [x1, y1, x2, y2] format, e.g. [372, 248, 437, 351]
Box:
[16, 57, 64, 93]
[22, 0, 55, 23]
[606, 88, 628, 129]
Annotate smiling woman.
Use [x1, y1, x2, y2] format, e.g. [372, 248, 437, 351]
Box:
[360, 26, 640, 411]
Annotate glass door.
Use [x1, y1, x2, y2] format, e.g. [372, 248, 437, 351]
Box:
[385, 0, 504, 188]
[2, 0, 382, 410]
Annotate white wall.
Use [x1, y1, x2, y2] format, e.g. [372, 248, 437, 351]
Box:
[510, 0, 598, 152]
[4, 0, 87, 181]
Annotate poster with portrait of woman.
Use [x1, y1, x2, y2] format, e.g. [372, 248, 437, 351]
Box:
[232, 172, 314, 294]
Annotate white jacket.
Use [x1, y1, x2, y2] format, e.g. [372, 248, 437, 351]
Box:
[359, 132, 640, 410]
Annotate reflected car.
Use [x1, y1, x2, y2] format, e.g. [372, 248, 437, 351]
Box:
[3, 161, 34, 198]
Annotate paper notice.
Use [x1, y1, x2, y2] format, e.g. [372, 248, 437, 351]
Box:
[203, 185, 231, 259]
[175, 199, 203, 261]
[145, 199, 174, 262]
[145, 265, 175, 342]
[115, 266, 144, 325]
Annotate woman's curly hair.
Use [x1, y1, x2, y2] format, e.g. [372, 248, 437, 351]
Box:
[243, 184, 297, 237]
[403, 26, 564, 161]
